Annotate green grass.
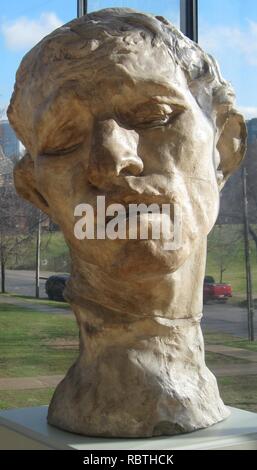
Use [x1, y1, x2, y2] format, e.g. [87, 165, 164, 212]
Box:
[0, 293, 70, 309]
[0, 303, 78, 378]
[204, 331, 257, 352]
[218, 376, 257, 413]
[0, 388, 54, 410]
[7, 231, 70, 272]
[206, 224, 257, 296]
[205, 351, 250, 365]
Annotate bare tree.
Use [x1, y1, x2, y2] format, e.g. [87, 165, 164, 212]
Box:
[0, 112, 52, 293]
[207, 223, 244, 283]
[0, 170, 44, 293]
[244, 142, 257, 259]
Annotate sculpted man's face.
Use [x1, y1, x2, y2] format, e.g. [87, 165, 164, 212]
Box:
[10, 19, 245, 280]
[29, 49, 218, 278]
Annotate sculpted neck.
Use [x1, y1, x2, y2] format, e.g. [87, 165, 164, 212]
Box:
[65, 237, 207, 321]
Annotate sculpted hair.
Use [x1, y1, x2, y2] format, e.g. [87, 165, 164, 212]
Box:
[8, 7, 235, 150]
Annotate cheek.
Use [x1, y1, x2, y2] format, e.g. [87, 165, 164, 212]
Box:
[174, 110, 215, 179]
[137, 113, 216, 179]
[137, 129, 179, 175]
[184, 177, 220, 236]
[35, 155, 88, 223]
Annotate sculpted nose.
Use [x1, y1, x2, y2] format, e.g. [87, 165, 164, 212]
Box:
[87, 119, 143, 187]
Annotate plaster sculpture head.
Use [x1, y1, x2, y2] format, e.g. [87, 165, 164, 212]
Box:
[8, 8, 246, 437]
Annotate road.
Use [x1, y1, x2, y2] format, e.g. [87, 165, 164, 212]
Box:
[202, 302, 257, 339]
[3, 270, 257, 339]
[5, 269, 57, 298]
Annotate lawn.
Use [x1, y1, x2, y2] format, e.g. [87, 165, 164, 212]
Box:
[206, 224, 257, 296]
[205, 351, 250, 365]
[218, 376, 257, 413]
[0, 388, 54, 410]
[0, 303, 78, 378]
[1, 293, 70, 309]
[7, 231, 70, 272]
[204, 331, 257, 352]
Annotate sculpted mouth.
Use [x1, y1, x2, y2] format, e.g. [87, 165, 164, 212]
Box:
[79, 192, 178, 228]
[104, 194, 176, 224]
[105, 193, 177, 212]
[107, 193, 176, 206]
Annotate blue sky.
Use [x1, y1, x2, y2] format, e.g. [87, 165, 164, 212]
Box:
[1, 0, 257, 119]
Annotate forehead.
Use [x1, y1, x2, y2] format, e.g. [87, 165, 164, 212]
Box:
[10, 27, 195, 153]
[34, 41, 190, 118]
[43, 36, 180, 90]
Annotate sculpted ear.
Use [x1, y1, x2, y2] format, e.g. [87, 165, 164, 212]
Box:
[217, 110, 247, 189]
[14, 153, 50, 215]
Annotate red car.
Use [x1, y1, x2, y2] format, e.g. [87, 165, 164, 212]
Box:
[203, 276, 232, 304]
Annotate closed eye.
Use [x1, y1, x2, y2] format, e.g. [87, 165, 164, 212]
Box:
[43, 142, 82, 156]
[132, 109, 183, 129]
[116, 103, 185, 130]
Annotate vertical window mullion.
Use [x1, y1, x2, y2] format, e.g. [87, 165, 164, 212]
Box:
[180, 0, 198, 43]
[77, 0, 88, 18]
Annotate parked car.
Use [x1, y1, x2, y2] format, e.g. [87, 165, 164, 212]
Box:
[203, 275, 232, 304]
[45, 275, 69, 301]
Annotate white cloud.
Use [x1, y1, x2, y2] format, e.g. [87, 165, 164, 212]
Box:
[199, 20, 257, 67]
[238, 106, 257, 120]
[1, 12, 63, 51]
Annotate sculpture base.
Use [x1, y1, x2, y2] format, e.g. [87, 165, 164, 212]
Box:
[0, 406, 257, 450]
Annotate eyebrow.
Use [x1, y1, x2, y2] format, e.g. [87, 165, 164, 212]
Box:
[34, 95, 91, 148]
[116, 91, 189, 118]
[145, 80, 190, 106]
[91, 65, 191, 106]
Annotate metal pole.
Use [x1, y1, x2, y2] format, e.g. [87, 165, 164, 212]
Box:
[77, 0, 87, 18]
[35, 214, 41, 299]
[180, 0, 198, 43]
[242, 167, 255, 341]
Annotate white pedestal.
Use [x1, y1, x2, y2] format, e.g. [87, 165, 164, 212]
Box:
[0, 406, 257, 450]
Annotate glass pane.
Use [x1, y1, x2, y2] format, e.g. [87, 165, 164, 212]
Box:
[0, 1, 179, 118]
[89, 1, 180, 26]
[199, 0, 257, 121]
[199, 0, 257, 413]
[0, 1, 77, 118]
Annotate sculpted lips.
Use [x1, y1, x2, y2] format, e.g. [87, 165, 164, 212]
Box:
[105, 194, 174, 227]
[96, 193, 176, 225]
